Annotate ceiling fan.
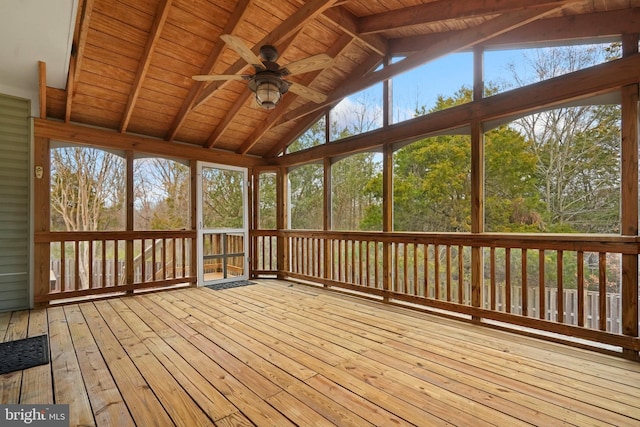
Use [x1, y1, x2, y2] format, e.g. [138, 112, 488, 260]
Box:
[193, 34, 332, 110]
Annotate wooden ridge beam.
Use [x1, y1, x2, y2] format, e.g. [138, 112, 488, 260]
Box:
[271, 53, 640, 167]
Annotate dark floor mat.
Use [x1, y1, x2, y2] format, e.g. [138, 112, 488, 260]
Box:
[0, 335, 49, 375]
[205, 280, 256, 291]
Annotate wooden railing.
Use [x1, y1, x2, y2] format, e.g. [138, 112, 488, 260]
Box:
[35, 230, 196, 304]
[251, 230, 640, 355]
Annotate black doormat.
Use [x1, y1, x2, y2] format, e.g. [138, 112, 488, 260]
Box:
[205, 280, 255, 291]
[0, 335, 49, 375]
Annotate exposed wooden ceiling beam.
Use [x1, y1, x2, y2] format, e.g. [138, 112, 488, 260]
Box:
[35, 119, 266, 168]
[120, 0, 173, 133]
[390, 8, 640, 55]
[358, 0, 569, 35]
[276, 4, 564, 129]
[64, 0, 94, 123]
[237, 32, 355, 155]
[322, 7, 387, 56]
[165, 0, 254, 142]
[194, 0, 339, 109]
[266, 109, 330, 159]
[271, 53, 640, 167]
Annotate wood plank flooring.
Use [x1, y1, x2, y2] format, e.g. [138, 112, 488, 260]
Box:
[1, 279, 640, 426]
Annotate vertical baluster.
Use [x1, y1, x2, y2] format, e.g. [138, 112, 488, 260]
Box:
[114, 240, 119, 286]
[101, 240, 106, 287]
[350, 240, 355, 284]
[338, 240, 343, 282]
[423, 244, 429, 298]
[162, 238, 167, 280]
[577, 251, 585, 327]
[88, 240, 93, 289]
[172, 237, 177, 279]
[60, 241, 66, 292]
[458, 246, 464, 305]
[599, 252, 607, 331]
[522, 249, 528, 316]
[539, 250, 545, 319]
[434, 245, 440, 300]
[74, 241, 80, 291]
[445, 245, 451, 302]
[490, 247, 496, 311]
[557, 250, 564, 323]
[505, 247, 511, 313]
[141, 239, 146, 283]
[393, 243, 399, 293]
[402, 243, 408, 294]
[374, 241, 379, 289]
[152, 239, 157, 281]
[359, 241, 364, 286]
[413, 244, 418, 296]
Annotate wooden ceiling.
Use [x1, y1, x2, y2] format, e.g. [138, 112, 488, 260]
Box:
[45, 0, 640, 159]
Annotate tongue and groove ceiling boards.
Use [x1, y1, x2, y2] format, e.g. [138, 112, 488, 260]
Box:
[43, 0, 639, 159]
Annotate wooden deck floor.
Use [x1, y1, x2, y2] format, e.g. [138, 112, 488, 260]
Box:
[1, 280, 640, 426]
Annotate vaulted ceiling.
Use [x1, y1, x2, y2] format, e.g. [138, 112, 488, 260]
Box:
[44, 0, 640, 159]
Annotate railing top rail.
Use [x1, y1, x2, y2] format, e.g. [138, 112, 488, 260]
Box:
[35, 229, 196, 243]
[253, 229, 639, 254]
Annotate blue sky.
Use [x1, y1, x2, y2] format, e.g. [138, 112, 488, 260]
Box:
[332, 49, 528, 129]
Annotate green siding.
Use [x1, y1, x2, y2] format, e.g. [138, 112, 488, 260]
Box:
[0, 94, 30, 312]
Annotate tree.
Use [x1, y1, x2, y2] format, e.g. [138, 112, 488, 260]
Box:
[134, 158, 190, 230]
[371, 87, 543, 232]
[50, 146, 125, 288]
[509, 45, 621, 233]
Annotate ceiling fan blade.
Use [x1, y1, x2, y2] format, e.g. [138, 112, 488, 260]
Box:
[220, 34, 265, 70]
[280, 54, 333, 76]
[192, 74, 249, 81]
[287, 82, 327, 104]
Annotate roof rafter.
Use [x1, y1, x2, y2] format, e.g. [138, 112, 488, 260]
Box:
[389, 8, 640, 55]
[322, 7, 387, 55]
[65, 0, 94, 123]
[358, 0, 569, 35]
[276, 3, 566, 130]
[165, 0, 255, 142]
[120, 0, 173, 133]
[193, 0, 340, 110]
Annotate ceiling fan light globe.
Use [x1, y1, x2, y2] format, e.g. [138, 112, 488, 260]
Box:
[255, 81, 281, 109]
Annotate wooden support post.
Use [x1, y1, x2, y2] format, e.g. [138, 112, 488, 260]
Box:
[276, 167, 289, 279]
[125, 151, 135, 291]
[249, 169, 258, 278]
[470, 46, 485, 321]
[38, 61, 46, 119]
[382, 144, 393, 298]
[33, 137, 51, 306]
[190, 161, 198, 286]
[620, 33, 639, 360]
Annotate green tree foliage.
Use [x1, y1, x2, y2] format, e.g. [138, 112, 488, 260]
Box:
[288, 119, 325, 229]
[201, 167, 244, 229]
[370, 87, 543, 232]
[258, 172, 277, 229]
